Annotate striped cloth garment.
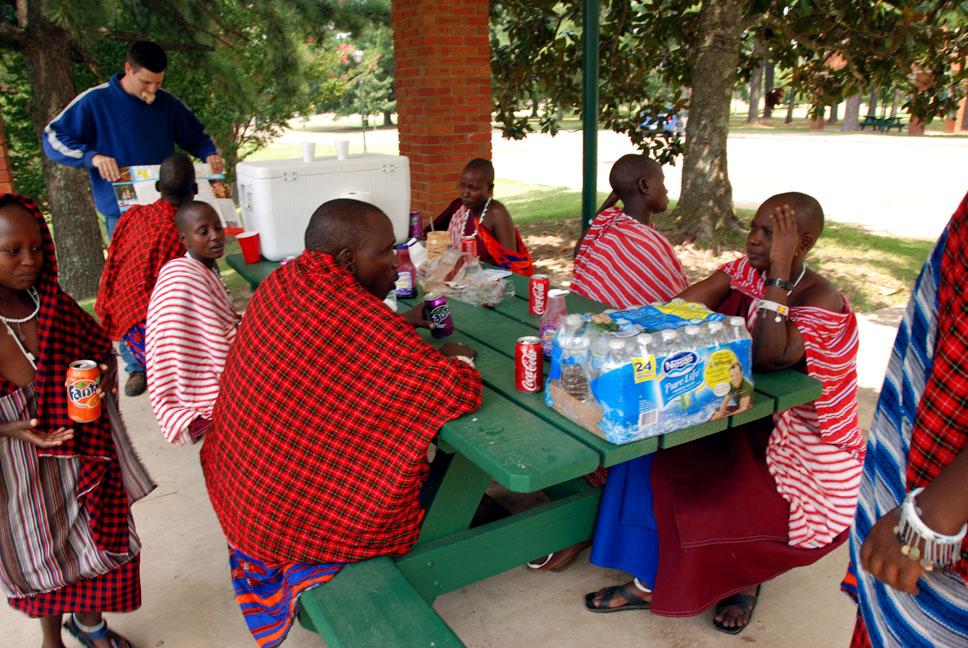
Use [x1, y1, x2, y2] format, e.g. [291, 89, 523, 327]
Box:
[146, 256, 240, 445]
[571, 207, 688, 308]
[844, 195, 968, 647]
[722, 256, 865, 548]
[229, 545, 342, 648]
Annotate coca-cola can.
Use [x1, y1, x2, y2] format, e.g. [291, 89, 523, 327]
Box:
[424, 291, 455, 339]
[460, 235, 478, 258]
[529, 274, 550, 316]
[515, 336, 543, 392]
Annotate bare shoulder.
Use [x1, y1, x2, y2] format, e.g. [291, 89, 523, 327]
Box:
[487, 199, 513, 224]
[795, 270, 845, 312]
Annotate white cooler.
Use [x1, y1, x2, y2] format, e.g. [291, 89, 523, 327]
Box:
[236, 153, 411, 261]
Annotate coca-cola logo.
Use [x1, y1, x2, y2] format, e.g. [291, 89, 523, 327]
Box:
[531, 283, 546, 311]
[520, 346, 540, 390]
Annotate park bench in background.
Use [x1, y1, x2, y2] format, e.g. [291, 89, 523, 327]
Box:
[860, 114, 904, 132]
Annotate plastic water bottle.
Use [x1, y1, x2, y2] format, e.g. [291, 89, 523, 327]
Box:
[599, 337, 637, 425]
[636, 332, 654, 358]
[601, 337, 632, 374]
[727, 316, 749, 342]
[559, 314, 592, 401]
[704, 320, 725, 346]
[656, 328, 678, 359]
[683, 324, 702, 352]
[589, 328, 612, 376]
[539, 289, 569, 359]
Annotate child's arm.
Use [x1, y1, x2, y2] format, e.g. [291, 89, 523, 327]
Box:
[483, 200, 518, 252]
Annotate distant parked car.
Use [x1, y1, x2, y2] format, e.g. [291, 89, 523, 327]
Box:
[639, 110, 685, 136]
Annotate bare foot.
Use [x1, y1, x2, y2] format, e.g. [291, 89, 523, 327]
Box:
[713, 585, 760, 631]
[585, 580, 652, 611]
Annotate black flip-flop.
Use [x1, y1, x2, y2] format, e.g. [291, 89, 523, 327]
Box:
[584, 584, 652, 613]
[713, 584, 762, 635]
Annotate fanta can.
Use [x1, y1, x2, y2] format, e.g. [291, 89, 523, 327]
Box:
[66, 360, 101, 423]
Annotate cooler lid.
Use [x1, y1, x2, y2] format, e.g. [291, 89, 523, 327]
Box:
[236, 153, 409, 179]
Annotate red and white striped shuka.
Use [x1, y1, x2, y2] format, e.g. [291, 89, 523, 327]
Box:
[722, 256, 865, 548]
[571, 207, 688, 308]
[146, 256, 240, 445]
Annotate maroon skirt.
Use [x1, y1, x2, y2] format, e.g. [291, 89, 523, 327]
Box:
[649, 419, 847, 616]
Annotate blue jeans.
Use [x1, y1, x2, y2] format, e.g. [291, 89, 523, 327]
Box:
[119, 341, 144, 375]
[105, 213, 121, 239]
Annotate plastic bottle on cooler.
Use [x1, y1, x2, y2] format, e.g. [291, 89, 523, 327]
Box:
[559, 314, 592, 401]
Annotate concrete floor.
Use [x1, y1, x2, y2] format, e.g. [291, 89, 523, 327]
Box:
[2, 305, 904, 648]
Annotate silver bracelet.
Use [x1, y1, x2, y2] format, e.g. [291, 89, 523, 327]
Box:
[893, 487, 967, 570]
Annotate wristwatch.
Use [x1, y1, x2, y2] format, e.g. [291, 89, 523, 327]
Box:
[765, 277, 795, 292]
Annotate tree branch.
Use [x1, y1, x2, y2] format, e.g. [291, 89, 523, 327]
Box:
[96, 28, 215, 52]
[0, 21, 26, 45]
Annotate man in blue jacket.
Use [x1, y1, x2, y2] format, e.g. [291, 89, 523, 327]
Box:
[43, 40, 223, 239]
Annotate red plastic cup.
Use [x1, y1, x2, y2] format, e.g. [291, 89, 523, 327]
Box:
[237, 231, 261, 264]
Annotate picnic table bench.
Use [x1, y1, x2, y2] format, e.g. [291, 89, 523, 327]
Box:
[225, 253, 822, 647]
[860, 114, 904, 132]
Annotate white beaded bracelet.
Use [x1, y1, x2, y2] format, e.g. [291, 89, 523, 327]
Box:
[893, 487, 967, 570]
[454, 355, 475, 367]
[758, 299, 789, 323]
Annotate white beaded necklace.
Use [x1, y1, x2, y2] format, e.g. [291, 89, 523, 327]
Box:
[1, 287, 40, 368]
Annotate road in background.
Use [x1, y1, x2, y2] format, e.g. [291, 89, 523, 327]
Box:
[284, 120, 965, 239]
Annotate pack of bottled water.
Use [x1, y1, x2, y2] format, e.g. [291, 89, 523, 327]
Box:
[545, 301, 754, 445]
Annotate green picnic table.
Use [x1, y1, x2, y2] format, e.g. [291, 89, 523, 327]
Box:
[225, 253, 821, 647]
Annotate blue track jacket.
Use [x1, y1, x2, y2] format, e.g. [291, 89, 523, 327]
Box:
[43, 72, 217, 219]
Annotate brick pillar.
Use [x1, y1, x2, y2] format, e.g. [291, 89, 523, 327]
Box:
[0, 118, 15, 194]
[393, 0, 492, 222]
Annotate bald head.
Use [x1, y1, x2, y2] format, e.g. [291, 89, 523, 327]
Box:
[305, 198, 387, 254]
[157, 153, 196, 201]
[762, 192, 824, 239]
[609, 154, 662, 201]
[463, 158, 494, 186]
[174, 200, 217, 235]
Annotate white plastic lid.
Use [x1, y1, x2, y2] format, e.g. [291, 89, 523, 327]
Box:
[661, 329, 677, 341]
[729, 316, 746, 326]
[566, 314, 584, 327]
[684, 325, 701, 336]
[708, 320, 724, 332]
[637, 333, 654, 345]
[609, 338, 625, 350]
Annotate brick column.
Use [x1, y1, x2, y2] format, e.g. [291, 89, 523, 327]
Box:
[393, 0, 492, 222]
[0, 117, 15, 194]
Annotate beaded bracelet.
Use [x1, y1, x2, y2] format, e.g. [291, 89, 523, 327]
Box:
[893, 487, 967, 570]
[758, 299, 789, 323]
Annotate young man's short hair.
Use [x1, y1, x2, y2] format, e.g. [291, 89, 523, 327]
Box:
[126, 41, 168, 73]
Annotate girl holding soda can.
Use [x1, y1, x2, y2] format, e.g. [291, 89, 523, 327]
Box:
[0, 194, 152, 648]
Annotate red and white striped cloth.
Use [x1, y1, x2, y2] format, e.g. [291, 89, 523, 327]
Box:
[146, 256, 240, 445]
[571, 207, 688, 308]
[722, 256, 865, 548]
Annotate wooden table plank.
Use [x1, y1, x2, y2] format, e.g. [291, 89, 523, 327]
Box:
[751, 369, 822, 411]
[225, 253, 279, 290]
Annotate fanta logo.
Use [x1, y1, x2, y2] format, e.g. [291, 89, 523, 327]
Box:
[662, 351, 699, 375]
[68, 380, 99, 407]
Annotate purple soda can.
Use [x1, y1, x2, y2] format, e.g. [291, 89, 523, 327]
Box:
[423, 291, 455, 339]
[409, 211, 423, 239]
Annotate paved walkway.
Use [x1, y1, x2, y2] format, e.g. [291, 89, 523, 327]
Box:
[2, 306, 904, 647]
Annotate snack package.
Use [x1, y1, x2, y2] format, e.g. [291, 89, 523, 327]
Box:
[545, 301, 754, 445]
[418, 248, 513, 307]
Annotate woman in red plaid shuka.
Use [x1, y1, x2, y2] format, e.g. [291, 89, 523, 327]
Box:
[0, 194, 154, 648]
[201, 199, 482, 645]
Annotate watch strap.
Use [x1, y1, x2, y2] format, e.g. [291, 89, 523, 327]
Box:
[765, 277, 795, 292]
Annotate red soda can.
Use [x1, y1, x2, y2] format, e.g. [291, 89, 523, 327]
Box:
[515, 336, 543, 392]
[424, 291, 455, 338]
[66, 360, 101, 423]
[460, 235, 478, 258]
[529, 274, 550, 316]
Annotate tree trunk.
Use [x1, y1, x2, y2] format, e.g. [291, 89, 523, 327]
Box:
[383, 110, 393, 127]
[672, 0, 746, 241]
[21, 1, 103, 299]
[785, 91, 795, 123]
[829, 102, 839, 122]
[762, 61, 774, 118]
[890, 89, 900, 118]
[868, 89, 878, 117]
[842, 93, 862, 131]
[747, 57, 762, 124]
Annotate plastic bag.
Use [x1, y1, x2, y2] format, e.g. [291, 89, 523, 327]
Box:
[419, 248, 513, 307]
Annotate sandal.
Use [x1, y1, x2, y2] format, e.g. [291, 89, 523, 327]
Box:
[63, 613, 136, 648]
[712, 584, 761, 635]
[527, 540, 592, 573]
[584, 583, 651, 613]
